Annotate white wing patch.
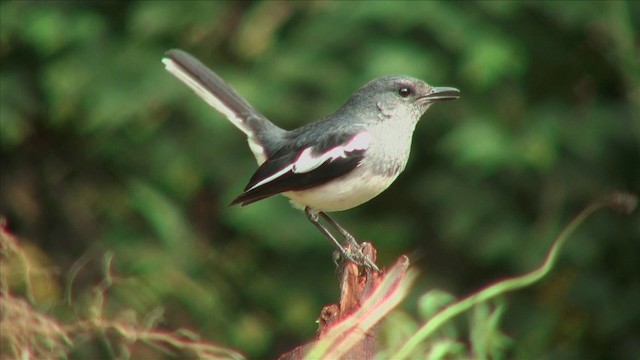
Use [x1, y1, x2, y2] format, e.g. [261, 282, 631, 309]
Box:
[293, 132, 372, 173]
[246, 164, 295, 191]
[245, 132, 372, 192]
[162, 57, 268, 164]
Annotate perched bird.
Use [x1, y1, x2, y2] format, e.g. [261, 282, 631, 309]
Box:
[163, 49, 459, 269]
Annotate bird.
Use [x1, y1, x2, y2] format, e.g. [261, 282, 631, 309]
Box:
[162, 49, 460, 270]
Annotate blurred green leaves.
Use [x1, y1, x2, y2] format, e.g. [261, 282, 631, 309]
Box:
[1, 1, 638, 359]
[443, 119, 515, 173]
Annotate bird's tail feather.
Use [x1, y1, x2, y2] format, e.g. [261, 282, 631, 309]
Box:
[163, 49, 284, 164]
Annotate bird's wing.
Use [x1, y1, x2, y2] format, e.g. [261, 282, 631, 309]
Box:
[230, 131, 373, 206]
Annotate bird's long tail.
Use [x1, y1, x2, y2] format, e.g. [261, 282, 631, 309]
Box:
[162, 49, 284, 164]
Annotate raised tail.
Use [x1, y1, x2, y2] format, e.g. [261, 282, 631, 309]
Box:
[162, 49, 285, 164]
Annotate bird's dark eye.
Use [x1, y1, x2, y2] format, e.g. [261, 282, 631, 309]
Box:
[398, 86, 412, 98]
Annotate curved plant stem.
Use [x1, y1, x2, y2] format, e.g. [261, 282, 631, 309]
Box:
[392, 193, 635, 359]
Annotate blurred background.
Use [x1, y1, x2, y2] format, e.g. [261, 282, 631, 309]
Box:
[1, 1, 638, 359]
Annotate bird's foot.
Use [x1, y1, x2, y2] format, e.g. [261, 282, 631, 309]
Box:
[305, 207, 379, 271]
[334, 239, 379, 272]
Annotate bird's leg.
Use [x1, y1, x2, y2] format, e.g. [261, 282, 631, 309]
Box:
[305, 207, 379, 271]
[319, 211, 358, 247]
[305, 207, 359, 265]
[319, 211, 379, 271]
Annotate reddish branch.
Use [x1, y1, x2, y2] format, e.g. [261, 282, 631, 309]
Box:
[280, 243, 411, 360]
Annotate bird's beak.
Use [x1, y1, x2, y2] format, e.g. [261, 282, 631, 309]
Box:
[420, 87, 460, 102]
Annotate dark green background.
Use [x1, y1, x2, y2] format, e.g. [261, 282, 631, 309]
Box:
[1, 1, 638, 359]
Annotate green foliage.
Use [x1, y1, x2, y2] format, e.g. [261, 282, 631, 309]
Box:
[1, 1, 638, 359]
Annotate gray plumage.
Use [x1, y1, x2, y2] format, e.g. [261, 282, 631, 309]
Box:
[162, 49, 459, 268]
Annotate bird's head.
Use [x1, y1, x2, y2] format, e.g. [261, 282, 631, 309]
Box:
[347, 76, 460, 124]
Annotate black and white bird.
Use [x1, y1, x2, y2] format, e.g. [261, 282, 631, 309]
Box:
[162, 49, 460, 270]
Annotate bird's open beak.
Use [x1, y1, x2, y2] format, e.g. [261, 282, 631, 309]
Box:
[420, 87, 460, 102]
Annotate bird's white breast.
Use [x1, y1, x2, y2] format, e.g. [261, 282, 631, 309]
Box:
[285, 164, 400, 212]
